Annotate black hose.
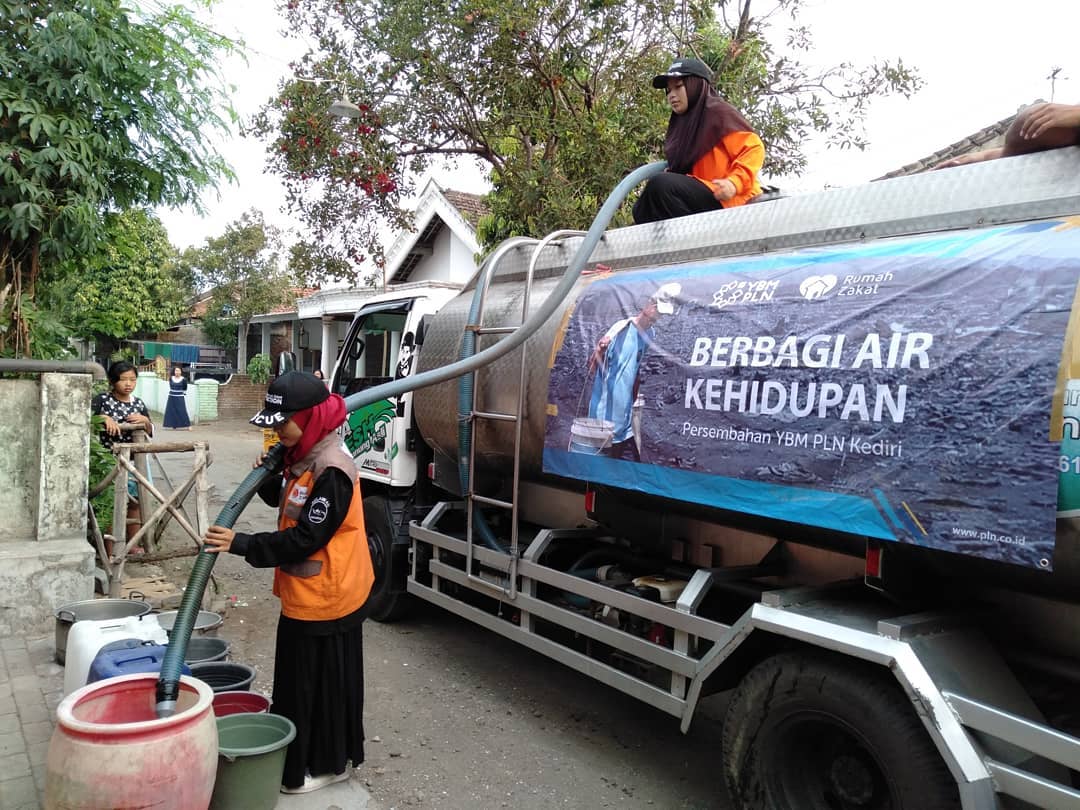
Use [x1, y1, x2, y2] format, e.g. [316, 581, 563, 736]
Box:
[154, 443, 285, 717]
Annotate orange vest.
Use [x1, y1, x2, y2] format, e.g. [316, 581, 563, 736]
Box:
[689, 130, 765, 208]
[273, 465, 374, 621]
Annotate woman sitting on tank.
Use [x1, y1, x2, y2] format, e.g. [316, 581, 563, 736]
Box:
[633, 57, 765, 224]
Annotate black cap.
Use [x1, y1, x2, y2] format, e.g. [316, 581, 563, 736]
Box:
[651, 57, 712, 89]
[250, 371, 330, 427]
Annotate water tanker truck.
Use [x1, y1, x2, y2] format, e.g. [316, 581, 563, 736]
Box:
[331, 148, 1080, 810]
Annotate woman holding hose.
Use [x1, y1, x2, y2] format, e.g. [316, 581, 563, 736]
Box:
[203, 371, 374, 794]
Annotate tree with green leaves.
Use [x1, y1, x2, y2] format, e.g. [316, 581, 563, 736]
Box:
[182, 210, 294, 372]
[43, 209, 191, 343]
[252, 0, 919, 272]
[0, 0, 235, 356]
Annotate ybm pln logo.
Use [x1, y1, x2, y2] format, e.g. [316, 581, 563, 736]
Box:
[711, 279, 779, 309]
[799, 271, 892, 301]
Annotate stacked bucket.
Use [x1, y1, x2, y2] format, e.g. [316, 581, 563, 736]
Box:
[45, 599, 295, 810]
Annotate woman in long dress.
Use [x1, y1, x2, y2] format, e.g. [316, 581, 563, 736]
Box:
[163, 366, 191, 430]
[203, 371, 373, 793]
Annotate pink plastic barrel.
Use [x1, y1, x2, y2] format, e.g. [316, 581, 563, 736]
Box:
[212, 690, 271, 716]
[45, 673, 217, 810]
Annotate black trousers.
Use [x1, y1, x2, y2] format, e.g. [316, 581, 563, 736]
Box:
[632, 172, 722, 224]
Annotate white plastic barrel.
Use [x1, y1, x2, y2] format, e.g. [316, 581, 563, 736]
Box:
[63, 615, 167, 696]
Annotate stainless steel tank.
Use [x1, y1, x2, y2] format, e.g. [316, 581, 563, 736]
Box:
[413, 152, 1080, 596]
[414, 266, 590, 480]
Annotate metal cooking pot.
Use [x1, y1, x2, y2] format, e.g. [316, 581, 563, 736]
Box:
[54, 597, 151, 665]
[154, 610, 223, 638]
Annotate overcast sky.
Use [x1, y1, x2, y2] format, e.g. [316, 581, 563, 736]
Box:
[157, 0, 1080, 251]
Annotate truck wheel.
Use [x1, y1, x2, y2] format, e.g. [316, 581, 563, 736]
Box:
[363, 495, 408, 622]
[722, 650, 959, 810]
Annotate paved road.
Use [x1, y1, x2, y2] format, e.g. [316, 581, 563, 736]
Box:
[154, 419, 733, 810]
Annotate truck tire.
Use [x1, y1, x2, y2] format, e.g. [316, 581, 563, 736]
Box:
[363, 495, 409, 622]
[722, 650, 959, 810]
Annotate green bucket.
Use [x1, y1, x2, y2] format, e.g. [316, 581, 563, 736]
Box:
[209, 712, 296, 810]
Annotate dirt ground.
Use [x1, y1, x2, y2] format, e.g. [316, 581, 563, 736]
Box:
[134, 419, 733, 810]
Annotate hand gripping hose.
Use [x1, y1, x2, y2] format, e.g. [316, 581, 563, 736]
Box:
[155, 443, 286, 717]
[154, 161, 667, 717]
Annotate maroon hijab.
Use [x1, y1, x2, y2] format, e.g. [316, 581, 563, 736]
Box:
[284, 393, 347, 472]
[664, 76, 754, 174]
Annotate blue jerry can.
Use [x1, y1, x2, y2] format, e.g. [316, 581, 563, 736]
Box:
[87, 638, 192, 683]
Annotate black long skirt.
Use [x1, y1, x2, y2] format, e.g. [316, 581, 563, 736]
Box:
[271, 608, 366, 788]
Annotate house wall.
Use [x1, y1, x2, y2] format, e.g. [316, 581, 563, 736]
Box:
[448, 226, 479, 283]
[409, 226, 477, 285]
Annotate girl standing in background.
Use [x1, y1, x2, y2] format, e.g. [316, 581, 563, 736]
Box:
[163, 365, 191, 430]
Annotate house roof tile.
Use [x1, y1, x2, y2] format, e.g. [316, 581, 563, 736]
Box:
[443, 190, 488, 228]
[875, 105, 1042, 179]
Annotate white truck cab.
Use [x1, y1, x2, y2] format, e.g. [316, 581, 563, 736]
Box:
[329, 281, 462, 489]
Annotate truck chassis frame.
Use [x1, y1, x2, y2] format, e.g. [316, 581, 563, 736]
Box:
[409, 500, 1080, 810]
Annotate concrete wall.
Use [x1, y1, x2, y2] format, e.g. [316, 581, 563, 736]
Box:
[0, 373, 95, 635]
[129, 371, 258, 423]
[0, 381, 40, 540]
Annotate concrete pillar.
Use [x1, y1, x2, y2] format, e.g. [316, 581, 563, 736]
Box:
[38, 373, 91, 543]
[0, 372, 94, 635]
[321, 316, 335, 378]
[236, 321, 248, 372]
[261, 322, 271, 357]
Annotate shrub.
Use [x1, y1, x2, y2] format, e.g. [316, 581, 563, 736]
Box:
[88, 415, 116, 543]
[247, 352, 272, 384]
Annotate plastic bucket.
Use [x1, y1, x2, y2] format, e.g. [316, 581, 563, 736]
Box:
[209, 713, 296, 810]
[183, 636, 230, 664]
[213, 691, 271, 717]
[155, 610, 223, 637]
[191, 661, 256, 693]
[569, 417, 614, 455]
[54, 598, 151, 664]
[45, 673, 217, 810]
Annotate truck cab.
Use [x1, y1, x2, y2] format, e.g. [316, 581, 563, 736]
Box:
[330, 282, 462, 489]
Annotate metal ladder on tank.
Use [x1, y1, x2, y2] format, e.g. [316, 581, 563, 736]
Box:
[463, 230, 588, 599]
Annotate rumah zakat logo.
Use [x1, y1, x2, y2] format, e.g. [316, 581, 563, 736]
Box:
[799, 274, 838, 300]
